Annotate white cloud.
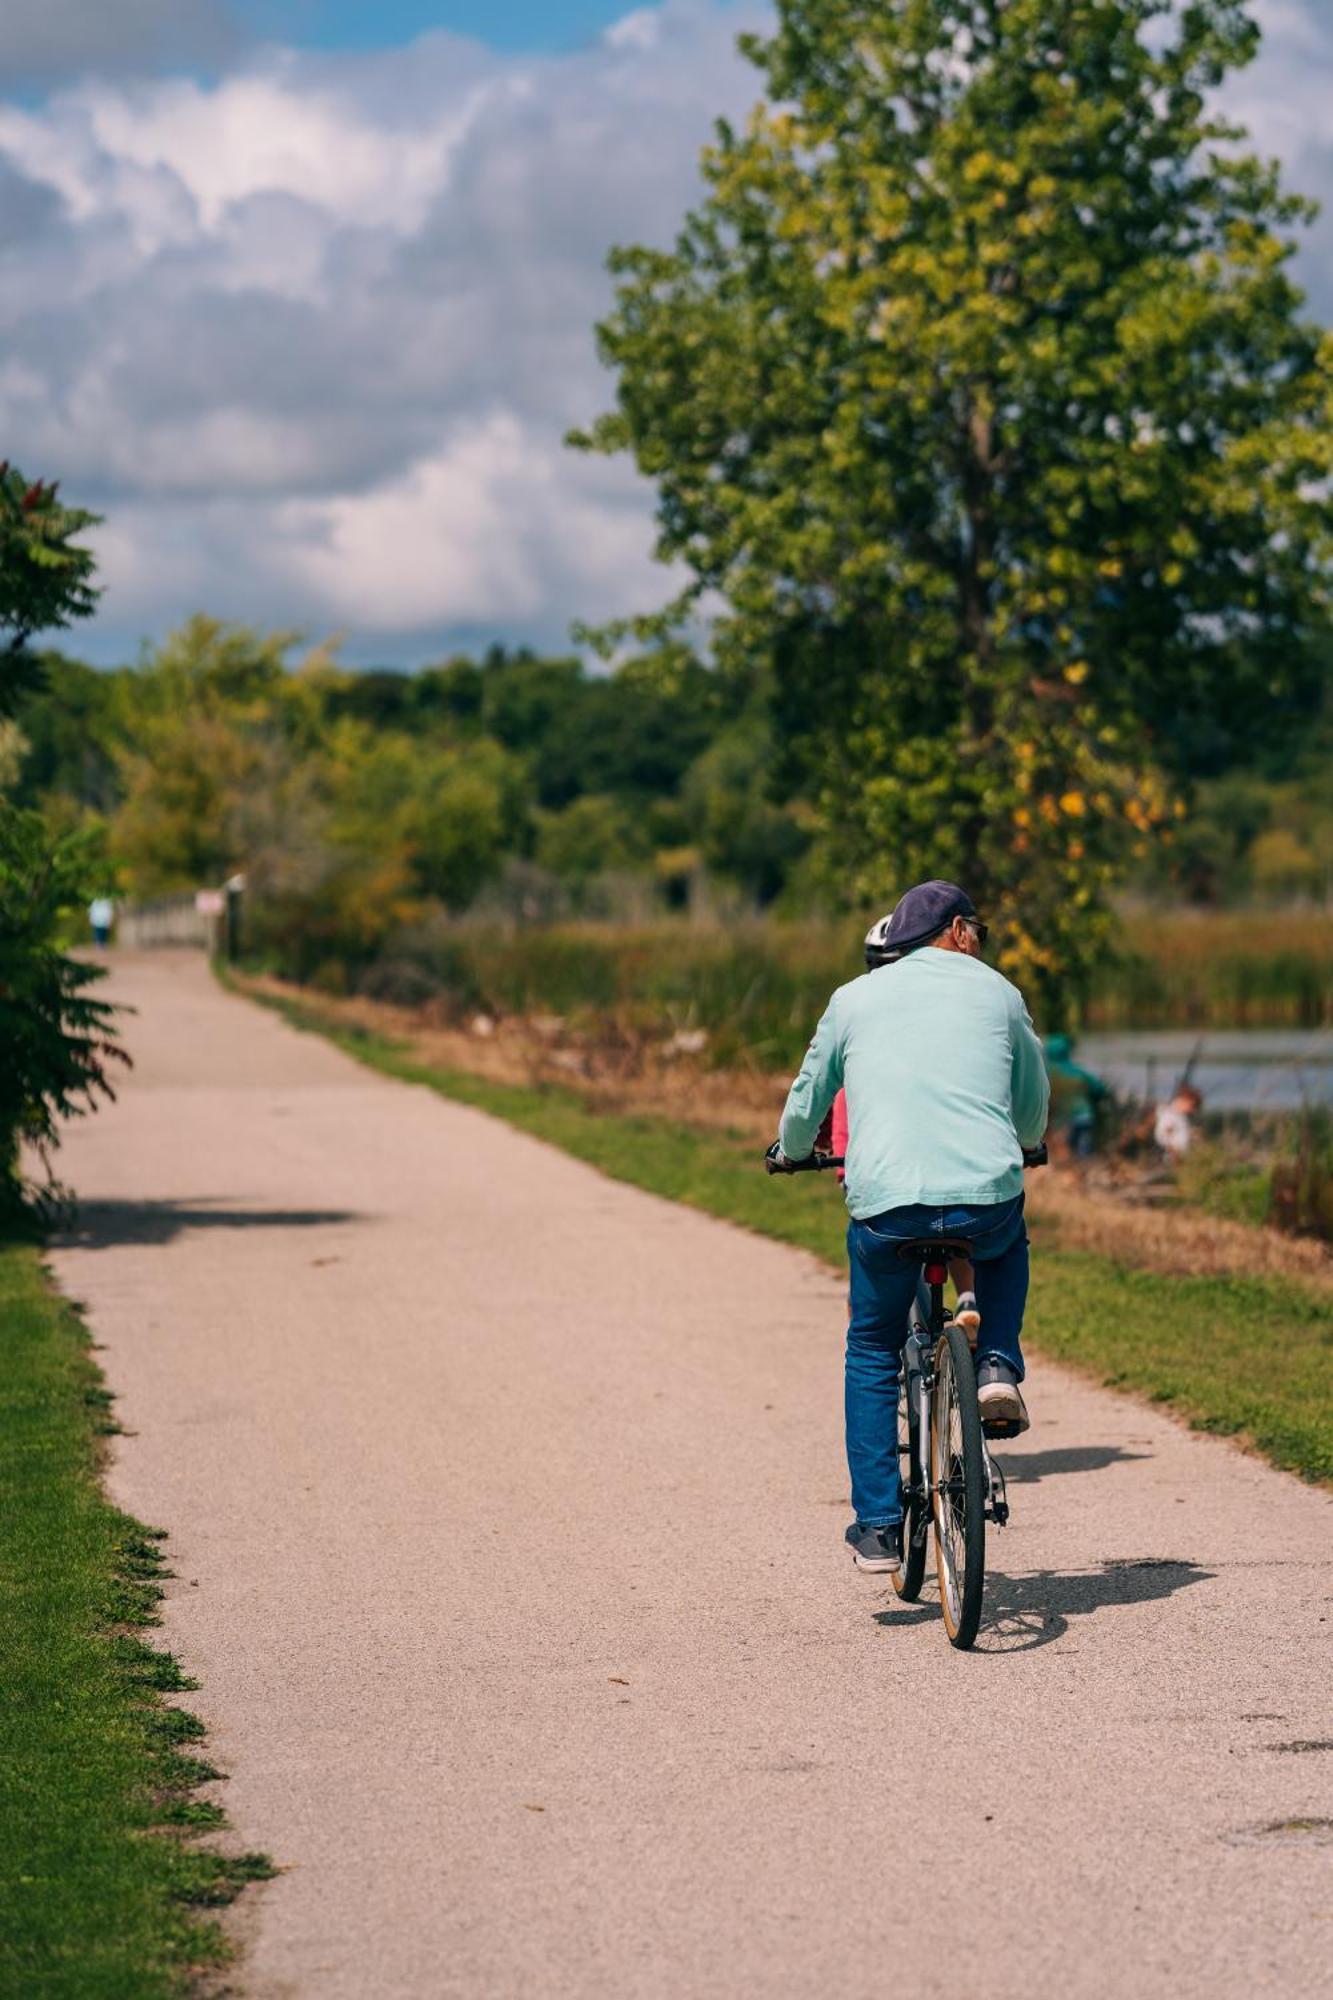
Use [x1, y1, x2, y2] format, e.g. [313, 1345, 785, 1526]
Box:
[0, 0, 1328, 664]
[278, 412, 659, 629]
[0, 2, 767, 660]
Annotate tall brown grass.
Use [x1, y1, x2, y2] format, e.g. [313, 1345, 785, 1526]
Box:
[259, 904, 1333, 1059]
[1091, 909, 1333, 1028]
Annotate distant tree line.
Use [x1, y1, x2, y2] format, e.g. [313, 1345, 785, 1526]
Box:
[7, 617, 822, 986]
[7, 609, 1330, 998]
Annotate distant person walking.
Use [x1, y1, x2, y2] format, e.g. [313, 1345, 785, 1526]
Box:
[88, 895, 114, 949]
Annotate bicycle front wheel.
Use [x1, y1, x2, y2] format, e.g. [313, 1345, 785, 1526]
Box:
[931, 1324, 986, 1648]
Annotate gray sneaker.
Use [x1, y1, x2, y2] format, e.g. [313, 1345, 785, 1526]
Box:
[976, 1360, 1030, 1435]
[846, 1520, 903, 1575]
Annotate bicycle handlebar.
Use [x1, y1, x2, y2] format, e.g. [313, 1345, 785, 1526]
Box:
[765, 1140, 1048, 1175]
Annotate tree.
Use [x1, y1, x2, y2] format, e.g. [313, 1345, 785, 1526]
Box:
[111, 709, 262, 893]
[107, 619, 322, 894]
[536, 793, 650, 886]
[322, 726, 519, 911]
[682, 717, 811, 905]
[574, 0, 1333, 1014]
[0, 463, 100, 715]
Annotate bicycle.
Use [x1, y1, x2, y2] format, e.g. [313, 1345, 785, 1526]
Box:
[765, 1142, 1046, 1650]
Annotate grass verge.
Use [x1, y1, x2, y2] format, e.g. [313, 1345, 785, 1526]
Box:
[242, 982, 1333, 1488]
[0, 1220, 274, 1999]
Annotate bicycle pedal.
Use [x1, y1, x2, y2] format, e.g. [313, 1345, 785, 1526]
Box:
[982, 1418, 1023, 1440]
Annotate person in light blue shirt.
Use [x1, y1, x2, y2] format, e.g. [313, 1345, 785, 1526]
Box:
[770, 880, 1049, 1577]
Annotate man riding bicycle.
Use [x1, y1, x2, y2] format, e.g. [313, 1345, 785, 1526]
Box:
[768, 880, 1049, 1579]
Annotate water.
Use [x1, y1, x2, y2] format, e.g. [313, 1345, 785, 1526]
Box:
[1077, 1029, 1333, 1115]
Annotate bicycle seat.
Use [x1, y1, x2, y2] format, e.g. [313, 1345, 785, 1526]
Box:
[894, 1236, 974, 1265]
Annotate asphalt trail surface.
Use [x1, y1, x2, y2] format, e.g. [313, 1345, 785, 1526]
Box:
[51, 955, 1333, 1998]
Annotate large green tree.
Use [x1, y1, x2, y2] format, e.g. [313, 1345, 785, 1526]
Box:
[574, 0, 1333, 1012]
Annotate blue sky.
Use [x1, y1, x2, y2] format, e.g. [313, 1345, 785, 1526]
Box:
[234, 3, 635, 54]
[0, 1, 1328, 666]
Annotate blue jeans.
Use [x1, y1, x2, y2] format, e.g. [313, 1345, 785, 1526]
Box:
[845, 1196, 1029, 1529]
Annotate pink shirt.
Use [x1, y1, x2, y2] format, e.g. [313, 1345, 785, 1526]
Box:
[832, 1088, 849, 1181]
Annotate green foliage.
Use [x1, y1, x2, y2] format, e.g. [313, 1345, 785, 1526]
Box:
[0, 805, 126, 1210]
[6, 651, 122, 813]
[77, 621, 521, 967]
[576, 0, 1333, 1016]
[319, 723, 518, 910]
[13, 617, 795, 975]
[536, 793, 650, 886]
[1269, 1109, 1333, 1242]
[682, 716, 811, 905]
[14, 607, 1330, 1018]
[0, 464, 100, 716]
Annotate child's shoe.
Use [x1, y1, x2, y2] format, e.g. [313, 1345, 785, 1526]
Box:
[954, 1291, 981, 1346]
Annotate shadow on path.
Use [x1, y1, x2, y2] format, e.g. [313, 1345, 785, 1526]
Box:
[873, 1557, 1212, 1653]
[978, 1557, 1213, 1654]
[60, 1199, 364, 1251]
[998, 1444, 1153, 1484]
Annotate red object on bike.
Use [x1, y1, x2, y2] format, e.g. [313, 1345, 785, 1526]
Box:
[924, 1260, 947, 1286]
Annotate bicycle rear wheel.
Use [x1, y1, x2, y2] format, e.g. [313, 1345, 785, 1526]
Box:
[893, 1376, 927, 1602]
[931, 1324, 986, 1648]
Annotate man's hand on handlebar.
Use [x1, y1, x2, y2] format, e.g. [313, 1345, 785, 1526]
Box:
[765, 1143, 845, 1173]
[766, 1138, 1047, 1175]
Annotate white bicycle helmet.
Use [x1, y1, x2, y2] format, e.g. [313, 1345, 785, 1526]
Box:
[863, 913, 898, 968]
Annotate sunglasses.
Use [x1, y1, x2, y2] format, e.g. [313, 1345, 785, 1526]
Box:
[964, 917, 989, 944]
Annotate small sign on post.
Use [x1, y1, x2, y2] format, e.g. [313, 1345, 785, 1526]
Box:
[195, 887, 225, 958]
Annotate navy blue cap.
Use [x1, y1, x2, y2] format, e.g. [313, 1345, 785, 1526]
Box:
[883, 879, 977, 957]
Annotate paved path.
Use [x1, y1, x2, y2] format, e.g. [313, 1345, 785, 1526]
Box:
[51, 954, 1333, 1999]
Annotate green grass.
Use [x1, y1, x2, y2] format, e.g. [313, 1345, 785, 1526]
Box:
[249, 986, 1333, 1488]
[0, 1223, 274, 1999]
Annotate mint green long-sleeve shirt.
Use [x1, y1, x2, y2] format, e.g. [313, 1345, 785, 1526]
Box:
[778, 950, 1050, 1219]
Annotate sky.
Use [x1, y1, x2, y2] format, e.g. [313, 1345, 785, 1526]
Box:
[1, 1, 1330, 667]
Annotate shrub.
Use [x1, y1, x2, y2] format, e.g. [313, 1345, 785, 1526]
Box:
[1270, 1109, 1333, 1244]
[0, 804, 127, 1211]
